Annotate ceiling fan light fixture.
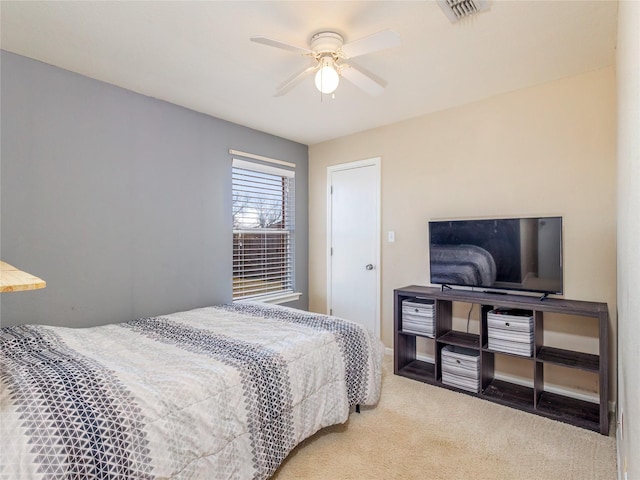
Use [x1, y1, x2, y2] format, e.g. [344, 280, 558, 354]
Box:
[251, 28, 400, 97]
[314, 57, 340, 94]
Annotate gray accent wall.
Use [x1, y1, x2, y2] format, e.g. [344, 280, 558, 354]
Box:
[0, 51, 309, 328]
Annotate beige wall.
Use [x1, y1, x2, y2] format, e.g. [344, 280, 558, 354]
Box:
[616, 0, 640, 477]
[309, 67, 617, 401]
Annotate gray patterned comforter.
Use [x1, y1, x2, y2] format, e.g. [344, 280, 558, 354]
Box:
[0, 302, 383, 479]
[430, 244, 497, 287]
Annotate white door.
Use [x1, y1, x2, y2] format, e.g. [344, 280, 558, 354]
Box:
[327, 158, 380, 338]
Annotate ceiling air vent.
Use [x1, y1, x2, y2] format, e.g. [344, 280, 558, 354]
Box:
[437, 0, 489, 23]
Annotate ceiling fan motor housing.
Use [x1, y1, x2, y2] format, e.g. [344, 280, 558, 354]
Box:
[310, 31, 344, 56]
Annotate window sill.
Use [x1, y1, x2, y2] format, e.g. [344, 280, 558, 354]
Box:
[235, 292, 303, 305]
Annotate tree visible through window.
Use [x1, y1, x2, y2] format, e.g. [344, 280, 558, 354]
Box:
[232, 159, 295, 300]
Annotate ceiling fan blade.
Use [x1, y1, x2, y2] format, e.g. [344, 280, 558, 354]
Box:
[340, 61, 387, 96]
[340, 29, 401, 59]
[250, 36, 313, 56]
[275, 63, 318, 97]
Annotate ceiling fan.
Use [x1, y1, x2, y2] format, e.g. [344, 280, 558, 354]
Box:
[250, 29, 401, 97]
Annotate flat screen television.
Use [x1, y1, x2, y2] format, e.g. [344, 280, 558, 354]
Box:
[429, 216, 563, 295]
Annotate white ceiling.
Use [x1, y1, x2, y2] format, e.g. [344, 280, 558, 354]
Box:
[0, 1, 618, 145]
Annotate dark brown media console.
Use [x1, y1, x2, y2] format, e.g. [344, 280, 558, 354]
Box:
[394, 285, 609, 435]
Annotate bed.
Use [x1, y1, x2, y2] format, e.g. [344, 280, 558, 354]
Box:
[430, 244, 497, 287]
[0, 302, 383, 479]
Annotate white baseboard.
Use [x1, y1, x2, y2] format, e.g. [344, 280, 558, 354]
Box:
[386, 347, 615, 412]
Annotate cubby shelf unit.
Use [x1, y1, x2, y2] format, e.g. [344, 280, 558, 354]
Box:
[394, 285, 609, 435]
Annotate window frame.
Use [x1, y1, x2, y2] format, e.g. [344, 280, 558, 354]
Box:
[231, 158, 300, 304]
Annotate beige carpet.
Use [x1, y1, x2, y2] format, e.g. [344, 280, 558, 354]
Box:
[272, 355, 616, 480]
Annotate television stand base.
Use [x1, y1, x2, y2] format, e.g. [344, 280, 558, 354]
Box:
[393, 285, 610, 435]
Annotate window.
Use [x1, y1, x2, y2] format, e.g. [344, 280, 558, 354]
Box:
[232, 158, 295, 300]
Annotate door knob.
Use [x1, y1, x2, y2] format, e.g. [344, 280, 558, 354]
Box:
[365, 264, 374, 270]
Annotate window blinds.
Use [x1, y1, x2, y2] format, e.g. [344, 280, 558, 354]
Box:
[232, 159, 295, 300]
